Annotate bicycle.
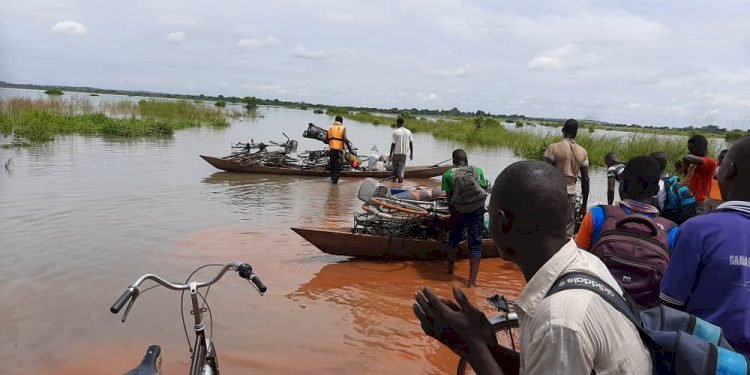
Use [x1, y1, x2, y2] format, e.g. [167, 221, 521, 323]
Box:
[456, 294, 520, 375]
[110, 261, 267, 375]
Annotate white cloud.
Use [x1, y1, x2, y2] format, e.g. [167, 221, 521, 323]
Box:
[528, 44, 600, 71]
[50, 20, 88, 35]
[506, 10, 667, 47]
[237, 36, 281, 49]
[431, 64, 471, 77]
[528, 56, 563, 70]
[624, 102, 642, 109]
[166, 31, 186, 44]
[291, 45, 345, 60]
[421, 93, 437, 101]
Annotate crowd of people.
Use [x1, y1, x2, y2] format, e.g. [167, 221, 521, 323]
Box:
[411, 118, 749, 374]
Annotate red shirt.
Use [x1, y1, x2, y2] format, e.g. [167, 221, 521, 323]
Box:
[687, 157, 717, 202]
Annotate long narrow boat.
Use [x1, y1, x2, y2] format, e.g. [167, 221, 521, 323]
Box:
[200, 155, 451, 178]
[291, 227, 499, 260]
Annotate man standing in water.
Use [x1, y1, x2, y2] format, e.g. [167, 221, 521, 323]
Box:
[389, 117, 413, 183]
[442, 149, 488, 287]
[327, 116, 350, 184]
[544, 119, 590, 236]
[680, 134, 717, 214]
[414, 161, 650, 374]
[661, 137, 750, 357]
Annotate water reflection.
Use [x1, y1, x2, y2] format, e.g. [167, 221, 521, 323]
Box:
[3, 89, 603, 374]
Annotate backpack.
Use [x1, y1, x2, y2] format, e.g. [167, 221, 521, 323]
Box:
[662, 176, 697, 224]
[590, 205, 675, 308]
[548, 272, 749, 375]
[451, 166, 487, 213]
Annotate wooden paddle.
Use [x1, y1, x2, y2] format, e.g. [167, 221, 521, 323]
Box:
[430, 158, 453, 167]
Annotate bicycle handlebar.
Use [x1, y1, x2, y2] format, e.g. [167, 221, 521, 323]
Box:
[237, 263, 267, 293]
[111, 287, 137, 314]
[110, 262, 266, 318]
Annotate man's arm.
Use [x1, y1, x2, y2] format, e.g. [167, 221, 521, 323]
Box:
[607, 176, 616, 205]
[543, 145, 555, 165]
[476, 167, 490, 191]
[413, 287, 507, 375]
[683, 154, 705, 166]
[660, 225, 701, 309]
[389, 143, 395, 159]
[409, 141, 414, 160]
[442, 171, 453, 197]
[579, 166, 590, 218]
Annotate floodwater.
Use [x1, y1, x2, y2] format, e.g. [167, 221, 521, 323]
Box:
[0, 89, 610, 374]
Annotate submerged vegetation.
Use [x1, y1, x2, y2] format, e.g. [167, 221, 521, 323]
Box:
[0, 97, 229, 146]
[334, 110, 717, 171]
[44, 88, 63, 96]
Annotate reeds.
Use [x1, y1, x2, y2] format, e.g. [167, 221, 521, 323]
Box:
[0, 97, 229, 145]
[338, 111, 717, 170]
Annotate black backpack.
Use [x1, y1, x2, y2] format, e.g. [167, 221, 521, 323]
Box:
[451, 166, 487, 213]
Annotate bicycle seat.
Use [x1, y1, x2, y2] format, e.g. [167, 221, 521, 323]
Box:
[124, 345, 162, 375]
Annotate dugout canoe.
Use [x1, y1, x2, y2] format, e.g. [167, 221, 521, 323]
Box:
[199, 155, 450, 178]
[291, 227, 499, 260]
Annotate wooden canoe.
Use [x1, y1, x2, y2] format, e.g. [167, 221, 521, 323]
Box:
[291, 227, 499, 260]
[200, 155, 451, 178]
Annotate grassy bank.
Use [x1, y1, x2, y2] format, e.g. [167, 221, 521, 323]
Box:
[330, 109, 718, 170]
[0, 97, 229, 146]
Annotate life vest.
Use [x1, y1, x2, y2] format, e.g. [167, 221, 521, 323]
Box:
[708, 177, 722, 201]
[328, 122, 345, 151]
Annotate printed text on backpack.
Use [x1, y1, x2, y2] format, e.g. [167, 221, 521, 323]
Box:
[547, 272, 749, 375]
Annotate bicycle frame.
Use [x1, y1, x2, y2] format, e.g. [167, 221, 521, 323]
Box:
[187, 281, 217, 375]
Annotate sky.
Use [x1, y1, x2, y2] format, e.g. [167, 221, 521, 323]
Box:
[1, 0, 750, 129]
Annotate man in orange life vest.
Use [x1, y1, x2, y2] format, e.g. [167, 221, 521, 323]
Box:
[327, 116, 351, 184]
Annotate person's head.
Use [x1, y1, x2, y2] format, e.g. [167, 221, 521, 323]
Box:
[562, 119, 579, 139]
[451, 149, 468, 166]
[718, 149, 729, 165]
[619, 156, 661, 202]
[335, 115, 344, 124]
[396, 117, 404, 127]
[488, 161, 569, 280]
[687, 134, 708, 157]
[649, 151, 668, 175]
[604, 152, 622, 167]
[718, 136, 750, 202]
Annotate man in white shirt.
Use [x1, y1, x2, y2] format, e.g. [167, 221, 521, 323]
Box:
[413, 161, 650, 375]
[389, 117, 413, 183]
[649, 151, 668, 210]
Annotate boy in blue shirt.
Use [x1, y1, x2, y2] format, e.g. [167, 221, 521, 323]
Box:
[661, 137, 750, 357]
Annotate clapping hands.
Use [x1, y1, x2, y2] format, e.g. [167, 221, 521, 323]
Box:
[413, 286, 498, 358]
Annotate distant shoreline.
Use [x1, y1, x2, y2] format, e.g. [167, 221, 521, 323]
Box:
[1, 81, 746, 141]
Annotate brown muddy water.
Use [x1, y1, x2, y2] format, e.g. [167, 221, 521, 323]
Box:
[0, 89, 609, 374]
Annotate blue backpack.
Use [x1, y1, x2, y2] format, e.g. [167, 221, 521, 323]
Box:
[548, 272, 748, 375]
[662, 176, 697, 224]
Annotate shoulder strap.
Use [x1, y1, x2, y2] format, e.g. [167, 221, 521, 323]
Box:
[547, 272, 643, 331]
